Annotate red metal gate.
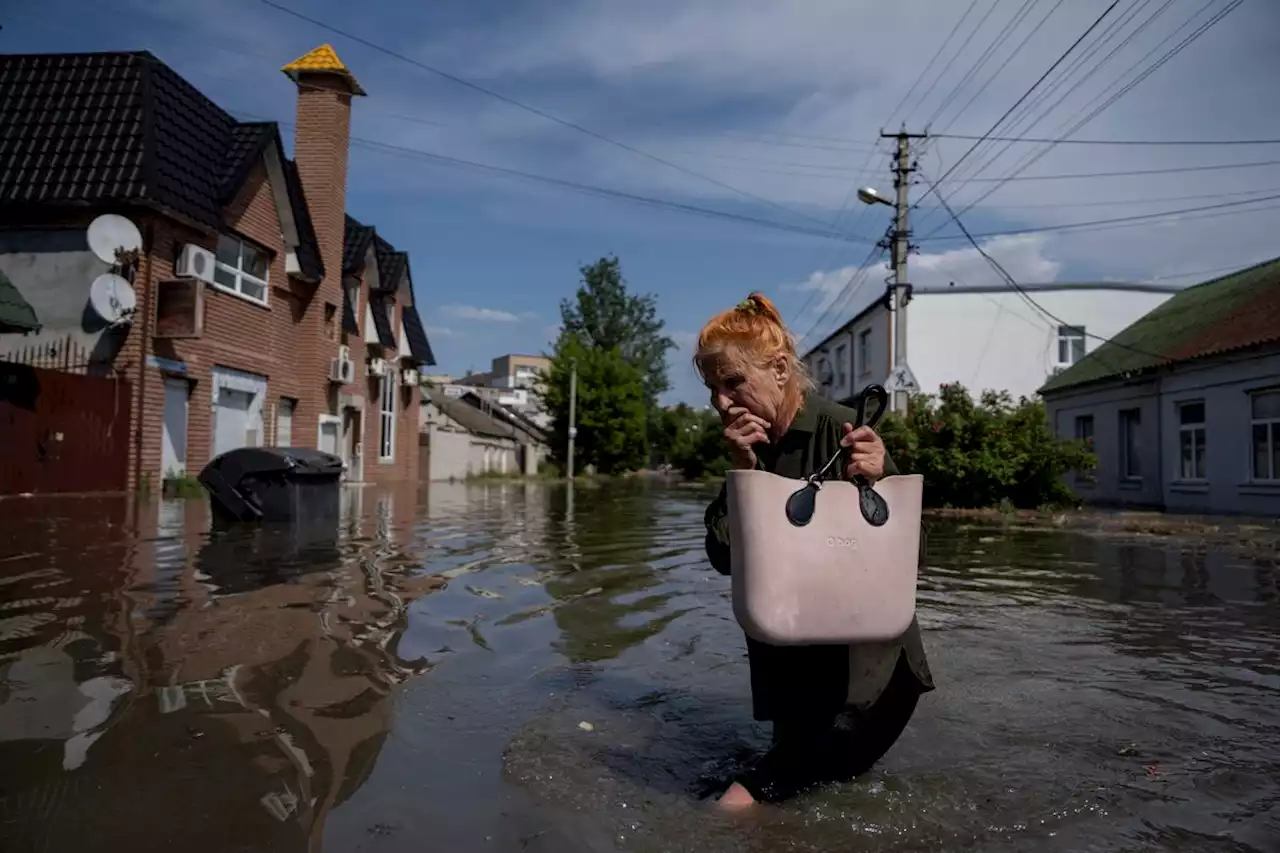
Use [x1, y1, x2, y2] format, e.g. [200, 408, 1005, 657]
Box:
[0, 363, 132, 494]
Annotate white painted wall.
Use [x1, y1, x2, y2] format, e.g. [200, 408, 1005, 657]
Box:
[1045, 347, 1280, 516]
[908, 287, 1176, 400]
[804, 310, 887, 399]
[805, 285, 1177, 402]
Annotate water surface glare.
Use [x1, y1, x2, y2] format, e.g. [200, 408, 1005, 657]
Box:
[0, 481, 1276, 852]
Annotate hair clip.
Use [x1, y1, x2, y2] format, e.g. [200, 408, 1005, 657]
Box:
[737, 298, 759, 315]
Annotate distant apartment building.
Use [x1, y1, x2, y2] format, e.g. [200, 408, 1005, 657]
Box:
[802, 281, 1181, 404]
[453, 353, 552, 427]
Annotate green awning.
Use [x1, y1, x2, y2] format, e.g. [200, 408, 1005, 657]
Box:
[0, 269, 40, 333]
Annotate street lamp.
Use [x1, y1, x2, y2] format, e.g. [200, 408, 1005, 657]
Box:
[857, 186, 892, 207]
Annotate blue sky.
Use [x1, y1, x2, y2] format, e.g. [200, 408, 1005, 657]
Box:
[7, 0, 1280, 403]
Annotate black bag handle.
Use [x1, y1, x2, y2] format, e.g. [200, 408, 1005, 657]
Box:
[785, 384, 891, 528]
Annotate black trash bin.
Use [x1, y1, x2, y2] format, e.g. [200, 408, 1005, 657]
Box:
[199, 447, 345, 524]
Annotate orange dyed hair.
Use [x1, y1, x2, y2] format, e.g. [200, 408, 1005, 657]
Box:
[693, 292, 811, 389]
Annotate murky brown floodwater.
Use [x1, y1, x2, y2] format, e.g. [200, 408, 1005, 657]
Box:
[0, 481, 1276, 852]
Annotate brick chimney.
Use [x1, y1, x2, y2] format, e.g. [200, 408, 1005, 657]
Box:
[281, 44, 365, 297]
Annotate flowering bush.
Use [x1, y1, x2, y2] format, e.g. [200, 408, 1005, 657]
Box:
[876, 383, 1095, 509]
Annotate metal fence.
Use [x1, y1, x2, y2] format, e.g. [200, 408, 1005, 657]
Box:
[0, 333, 98, 375]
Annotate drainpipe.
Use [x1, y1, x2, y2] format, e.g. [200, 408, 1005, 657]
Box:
[131, 222, 156, 498]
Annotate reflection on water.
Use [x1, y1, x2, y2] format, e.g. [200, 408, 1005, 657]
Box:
[0, 482, 1276, 852]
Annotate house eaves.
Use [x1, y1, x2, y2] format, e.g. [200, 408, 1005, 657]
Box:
[1040, 257, 1280, 396]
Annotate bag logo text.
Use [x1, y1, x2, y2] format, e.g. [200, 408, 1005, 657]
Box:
[826, 536, 858, 549]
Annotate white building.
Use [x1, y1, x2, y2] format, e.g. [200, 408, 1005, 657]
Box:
[803, 281, 1182, 404]
[1041, 258, 1280, 516]
[419, 385, 548, 481]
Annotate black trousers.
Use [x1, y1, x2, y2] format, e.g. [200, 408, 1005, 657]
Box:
[732, 655, 923, 804]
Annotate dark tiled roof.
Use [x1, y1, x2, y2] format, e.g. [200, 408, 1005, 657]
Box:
[368, 292, 396, 348]
[218, 122, 275, 201]
[0, 51, 323, 280]
[1041, 257, 1280, 394]
[281, 157, 323, 281]
[1, 52, 150, 209]
[401, 303, 436, 366]
[343, 215, 375, 274]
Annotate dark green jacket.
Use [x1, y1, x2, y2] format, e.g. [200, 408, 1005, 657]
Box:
[704, 392, 934, 722]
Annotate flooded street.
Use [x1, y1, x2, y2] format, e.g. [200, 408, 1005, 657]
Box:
[1, 481, 1277, 853]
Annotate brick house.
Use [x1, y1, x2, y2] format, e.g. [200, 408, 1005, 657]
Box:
[0, 46, 434, 491]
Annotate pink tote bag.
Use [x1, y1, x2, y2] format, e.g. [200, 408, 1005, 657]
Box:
[726, 385, 924, 646]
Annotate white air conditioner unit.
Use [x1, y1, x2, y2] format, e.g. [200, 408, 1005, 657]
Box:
[338, 344, 351, 362]
[400, 368, 419, 387]
[175, 244, 217, 283]
[329, 354, 355, 384]
[367, 357, 387, 377]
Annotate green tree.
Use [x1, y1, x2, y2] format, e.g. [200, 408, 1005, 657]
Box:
[877, 383, 1095, 509]
[651, 404, 730, 479]
[542, 334, 648, 475]
[558, 256, 674, 410]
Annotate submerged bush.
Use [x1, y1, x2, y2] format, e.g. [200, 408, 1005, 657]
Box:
[877, 383, 1095, 510]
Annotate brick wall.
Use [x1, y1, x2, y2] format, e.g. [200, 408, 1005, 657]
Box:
[291, 74, 352, 454]
[127, 161, 306, 488]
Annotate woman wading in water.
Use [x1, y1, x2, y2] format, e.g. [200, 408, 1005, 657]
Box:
[695, 292, 935, 808]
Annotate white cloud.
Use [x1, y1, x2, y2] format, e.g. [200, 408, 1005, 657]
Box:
[426, 325, 456, 338]
[119, 0, 1280, 290]
[441, 305, 522, 322]
[791, 234, 1063, 345]
[669, 330, 698, 352]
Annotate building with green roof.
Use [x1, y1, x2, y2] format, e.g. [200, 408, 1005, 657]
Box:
[1040, 257, 1280, 516]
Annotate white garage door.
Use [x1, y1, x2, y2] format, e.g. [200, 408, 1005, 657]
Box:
[211, 366, 267, 458]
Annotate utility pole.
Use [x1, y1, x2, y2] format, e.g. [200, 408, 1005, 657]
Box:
[879, 129, 927, 414]
[566, 359, 578, 480]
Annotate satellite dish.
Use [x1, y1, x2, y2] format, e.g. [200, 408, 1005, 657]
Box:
[89, 273, 137, 325]
[87, 214, 143, 264]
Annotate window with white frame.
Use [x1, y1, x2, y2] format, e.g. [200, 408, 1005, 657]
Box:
[1177, 401, 1206, 481]
[1056, 325, 1086, 366]
[1119, 408, 1141, 480]
[1250, 388, 1280, 482]
[379, 374, 396, 460]
[834, 343, 848, 388]
[213, 235, 269, 303]
[857, 329, 871, 376]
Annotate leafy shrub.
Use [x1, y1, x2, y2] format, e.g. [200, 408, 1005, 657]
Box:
[876, 383, 1095, 509]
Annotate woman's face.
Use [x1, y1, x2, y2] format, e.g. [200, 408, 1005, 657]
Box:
[701, 348, 789, 424]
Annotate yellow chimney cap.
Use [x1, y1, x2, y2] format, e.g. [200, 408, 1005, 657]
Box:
[282, 44, 366, 96]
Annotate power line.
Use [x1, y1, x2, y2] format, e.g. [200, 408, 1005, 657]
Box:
[906, 0, 1004, 126]
[931, 133, 1280, 146]
[921, 172, 1169, 364]
[947, 157, 1280, 182]
[931, 0, 1069, 134]
[928, 185, 1280, 210]
[918, 192, 1280, 242]
[891, 0, 985, 127]
[924, 0, 1243, 236]
[910, 0, 1176, 235]
[254, 0, 835, 233]
[234, 108, 876, 246]
[942, 0, 1175, 192]
[919, 0, 1122, 206]
[795, 243, 888, 348]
